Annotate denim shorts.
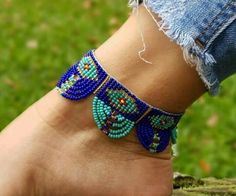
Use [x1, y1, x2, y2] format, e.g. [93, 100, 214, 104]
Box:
[129, 0, 236, 95]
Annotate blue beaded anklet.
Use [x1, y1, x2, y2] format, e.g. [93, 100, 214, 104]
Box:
[56, 49, 184, 153]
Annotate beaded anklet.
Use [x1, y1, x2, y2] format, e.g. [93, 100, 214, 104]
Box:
[56, 49, 183, 153]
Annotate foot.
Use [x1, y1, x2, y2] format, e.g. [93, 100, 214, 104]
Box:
[0, 89, 173, 196]
[0, 4, 206, 196]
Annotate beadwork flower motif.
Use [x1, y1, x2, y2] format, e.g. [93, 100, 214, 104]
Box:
[77, 56, 98, 80]
[106, 89, 139, 114]
[148, 115, 175, 130]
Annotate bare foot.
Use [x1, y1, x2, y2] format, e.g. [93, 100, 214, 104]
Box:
[0, 4, 206, 196]
[0, 90, 173, 196]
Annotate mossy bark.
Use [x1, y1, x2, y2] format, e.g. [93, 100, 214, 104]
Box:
[173, 173, 236, 195]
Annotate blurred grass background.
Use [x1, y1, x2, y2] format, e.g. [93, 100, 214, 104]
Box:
[1, 0, 236, 178]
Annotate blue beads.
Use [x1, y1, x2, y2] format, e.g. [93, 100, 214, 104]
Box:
[56, 50, 107, 100]
[136, 109, 182, 153]
[56, 49, 184, 153]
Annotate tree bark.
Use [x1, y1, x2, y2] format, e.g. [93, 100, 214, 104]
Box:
[173, 173, 236, 195]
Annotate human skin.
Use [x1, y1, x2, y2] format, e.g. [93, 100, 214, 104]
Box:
[0, 5, 206, 196]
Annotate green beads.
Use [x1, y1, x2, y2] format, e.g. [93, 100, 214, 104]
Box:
[147, 115, 176, 152]
[148, 133, 160, 153]
[56, 74, 79, 94]
[92, 96, 135, 139]
[93, 96, 111, 129]
[149, 115, 174, 130]
[78, 56, 98, 80]
[106, 89, 138, 114]
[170, 128, 178, 144]
[108, 113, 135, 138]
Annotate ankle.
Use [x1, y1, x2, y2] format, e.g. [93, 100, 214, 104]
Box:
[94, 5, 206, 113]
[35, 90, 172, 158]
[39, 4, 207, 156]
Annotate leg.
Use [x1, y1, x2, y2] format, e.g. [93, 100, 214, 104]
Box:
[0, 5, 206, 196]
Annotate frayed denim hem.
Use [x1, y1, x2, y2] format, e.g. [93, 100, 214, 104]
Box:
[128, 0, 221, 96]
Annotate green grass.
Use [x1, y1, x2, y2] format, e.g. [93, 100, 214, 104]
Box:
[1, 0, 236, 178]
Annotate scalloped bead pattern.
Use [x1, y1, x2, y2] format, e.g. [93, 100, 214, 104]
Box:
[136, 110, 181, 153]
[56, 49, 183, 153]
[92, 96, 135, 138]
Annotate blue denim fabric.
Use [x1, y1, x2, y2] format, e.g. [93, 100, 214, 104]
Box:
[129, 0, 236, 95]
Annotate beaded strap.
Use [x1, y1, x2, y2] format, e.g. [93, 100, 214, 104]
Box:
[56, 50, 183, 153]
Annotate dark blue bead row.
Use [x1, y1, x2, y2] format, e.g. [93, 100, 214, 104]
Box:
[56, 51, 107, 100]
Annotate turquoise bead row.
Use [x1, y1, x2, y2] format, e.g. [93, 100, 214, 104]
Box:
[108, 115, 135, 139]
[93, 96, 111, 129]
[92, 96, 135, 139]
[170, 128, 178, 144]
